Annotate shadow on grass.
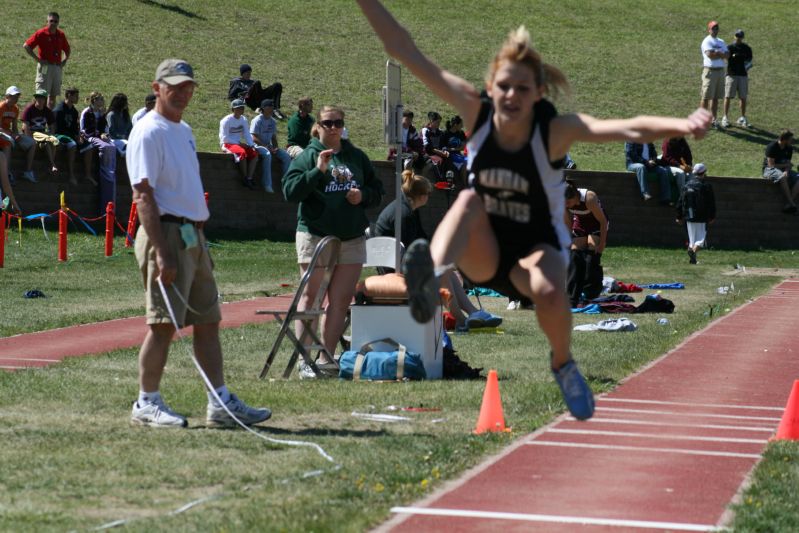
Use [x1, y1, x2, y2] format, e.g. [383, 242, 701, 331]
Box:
[136, 0, 206, 20]
[218, 425, 392, 438]
[718, 125, 777, 146]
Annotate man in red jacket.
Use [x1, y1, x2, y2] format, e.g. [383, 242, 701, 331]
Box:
[23, 12, 71, 109]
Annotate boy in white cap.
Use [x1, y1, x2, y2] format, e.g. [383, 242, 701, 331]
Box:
[676, 163, 716, 264]
[0, 86, 37, 182]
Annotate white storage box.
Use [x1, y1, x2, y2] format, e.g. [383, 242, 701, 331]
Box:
[350, 304, 443, 379]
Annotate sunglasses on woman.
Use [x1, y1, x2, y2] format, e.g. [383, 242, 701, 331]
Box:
[320, 119, 345, 129]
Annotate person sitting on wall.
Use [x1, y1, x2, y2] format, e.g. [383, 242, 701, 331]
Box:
[762, 129, 799, 214]
[20, 88, 60, 176]
[219, 98, 258, 190]
[624, 141, 671, 204]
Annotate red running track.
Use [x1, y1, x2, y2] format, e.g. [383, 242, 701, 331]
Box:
[0, 295, 291, 370]
[379, 280, 799, 532]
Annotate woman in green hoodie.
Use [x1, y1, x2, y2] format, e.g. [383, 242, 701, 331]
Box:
[282, 105, 384, 377]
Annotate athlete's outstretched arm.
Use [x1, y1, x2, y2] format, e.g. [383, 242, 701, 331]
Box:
[549, 108, 712, 159]
[357, 0, 481, 128]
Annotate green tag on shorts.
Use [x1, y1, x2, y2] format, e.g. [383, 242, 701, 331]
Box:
[180, 223, 198, 249]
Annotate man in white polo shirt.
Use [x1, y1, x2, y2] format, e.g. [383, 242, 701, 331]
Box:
[700, 20, 729, 128]
[127, 58, 271, 429]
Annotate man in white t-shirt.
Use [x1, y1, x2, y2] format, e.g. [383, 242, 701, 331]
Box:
[700, 20, 729, 128]
[126, 58, 271, 429]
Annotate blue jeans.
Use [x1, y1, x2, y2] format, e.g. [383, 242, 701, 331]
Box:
[627, 163, 671, 200]
[255, 146, 291, 191]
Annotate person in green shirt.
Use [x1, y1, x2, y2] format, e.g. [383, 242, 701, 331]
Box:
[286, 96, 315, 159]
[282, 105, 384, 378]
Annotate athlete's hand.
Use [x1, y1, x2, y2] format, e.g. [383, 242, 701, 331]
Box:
[316, 149, 334, 173]
[687, 108, 713, 140]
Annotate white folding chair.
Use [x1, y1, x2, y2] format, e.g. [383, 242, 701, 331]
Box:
[257, 236, 341, 379]
[363, 236, 405, 271]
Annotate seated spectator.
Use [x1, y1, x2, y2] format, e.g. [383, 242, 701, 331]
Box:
[624, 141, 671, 203]
[286, 97, 314, 158]
[80, 91, 117, 211]
[131, 93, 156, 125]
[0, 151, 21, 214]
[565, 180, 609, 306]
[250, 98, 291, 193]
[388, 109, 423, 170]
[21, 88, 60, 176]
[421, 111, 448, 183]
[441, 115, 468, 187]
[106, 93, 132, 157]
[227, 64, 285, 119]
[219, 99, 258, 189]
[53, 86, 94, 185]
[374, 170, 502, 332]
[661, 136, 693, 199]
[0, 86, 37, 183]
[762, 129, 799, 214]
[676, 163, 716, 264]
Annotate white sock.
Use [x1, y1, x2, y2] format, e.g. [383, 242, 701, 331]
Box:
[138, 390, 161, 405]
[208, 385, 231, 405]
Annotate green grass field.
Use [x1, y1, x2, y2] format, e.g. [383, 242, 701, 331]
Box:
[1, 230, 799, 531]
[2, 1, 798, 177]
[3, 1, 799, 530]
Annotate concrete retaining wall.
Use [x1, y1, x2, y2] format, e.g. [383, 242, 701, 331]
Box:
[6, 151, 794, 249]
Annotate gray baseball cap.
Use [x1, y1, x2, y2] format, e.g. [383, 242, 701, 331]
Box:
[155, 59, 196, 86]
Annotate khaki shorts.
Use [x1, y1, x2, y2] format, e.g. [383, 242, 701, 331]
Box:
[135, 223, 221, 326]
[700, 67, 725, 100]
[296, 231, 366, 265]
[35, 62, 63, 97]
[725, 75, 748, 99]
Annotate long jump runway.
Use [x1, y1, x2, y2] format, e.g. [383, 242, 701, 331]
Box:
[380, 280, 799, 532]
[0, 295, 291, 370]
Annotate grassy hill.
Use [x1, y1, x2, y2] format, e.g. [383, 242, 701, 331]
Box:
[3, 1, 797, 178]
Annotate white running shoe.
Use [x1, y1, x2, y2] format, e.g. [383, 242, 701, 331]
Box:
[720, 116, 730, 128]
[131, 397, 188, 428]
[739, 116, 750, 128]
[206, 394, 271, 428]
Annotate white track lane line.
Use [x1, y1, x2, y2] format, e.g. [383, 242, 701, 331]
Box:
[572, 417, 775, 432]
[526, 440, 761, 458]
[0, 357, 61, 362]
[390, 506, 719, 531]
[547, 428, 766, 444]
[598, 406, 781, 422]
[600, 398, 784, 411]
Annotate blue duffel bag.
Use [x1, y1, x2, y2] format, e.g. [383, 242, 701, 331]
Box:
[338, 338, 426, 381]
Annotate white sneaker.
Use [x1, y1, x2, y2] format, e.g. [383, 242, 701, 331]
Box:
[739, 116, 750, 128]
[507, 300, 521, 310]
[22, 171, 38, 183]
[206, 393, 271, 428]
[131, 398, 188, 428]
[720, 116, 730, 128]
[298, 360, 339, 379]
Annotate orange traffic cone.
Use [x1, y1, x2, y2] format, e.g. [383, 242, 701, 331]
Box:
[474, 369, 509, 434]
[773, 380, 799, 441]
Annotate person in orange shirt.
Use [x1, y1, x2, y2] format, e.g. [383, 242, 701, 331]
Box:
[0, 86, 37, 183]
